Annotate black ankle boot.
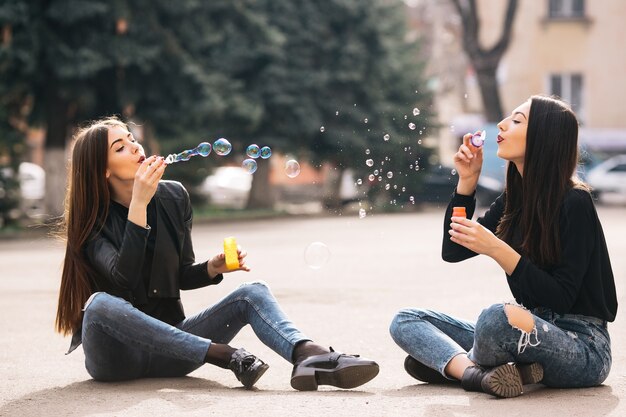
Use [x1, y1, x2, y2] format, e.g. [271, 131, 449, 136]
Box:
[228, 348, 269, 389]
[461, 364, 523, 398]
[404, 356, 454, 384]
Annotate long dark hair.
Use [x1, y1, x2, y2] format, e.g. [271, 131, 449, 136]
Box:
[55, 118, 128, 335]
[496, 95, 588, 267]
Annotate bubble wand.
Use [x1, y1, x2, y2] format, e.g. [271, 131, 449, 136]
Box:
[164, 138, 233, 164]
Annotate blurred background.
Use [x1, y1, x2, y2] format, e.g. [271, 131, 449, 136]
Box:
[1, 0, 625, 230]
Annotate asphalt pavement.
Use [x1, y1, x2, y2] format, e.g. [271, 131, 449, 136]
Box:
[1, 206, 624, 416]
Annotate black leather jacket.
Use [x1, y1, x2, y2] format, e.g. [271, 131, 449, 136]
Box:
[67, 180, 222, 353]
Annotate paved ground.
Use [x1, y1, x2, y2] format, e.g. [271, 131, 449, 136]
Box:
[1, 205, 625, 416]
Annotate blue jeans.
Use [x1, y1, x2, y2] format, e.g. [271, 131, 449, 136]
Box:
[81, 281, 310, 381]
[389, 303, 612, 388]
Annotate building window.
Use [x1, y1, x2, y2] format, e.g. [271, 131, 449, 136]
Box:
[548, 0, 585, 19]
[549, 73, 584, 121]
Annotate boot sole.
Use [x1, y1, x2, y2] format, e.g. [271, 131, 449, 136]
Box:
[481, 363, 523, 398]
[291, 363, 380, 391]
[518, 362, 543, 385]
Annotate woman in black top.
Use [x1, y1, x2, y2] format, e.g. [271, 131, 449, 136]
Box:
[56, 118, 379, 390]
[390, 95, 617, 398]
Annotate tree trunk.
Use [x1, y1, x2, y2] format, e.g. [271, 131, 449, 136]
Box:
[322, 165, 344, 210]
[43, 86, 71, 219]
[451, 0, 518, 123]
[246, 160, 275, 209]
[475, 66, 504, 123]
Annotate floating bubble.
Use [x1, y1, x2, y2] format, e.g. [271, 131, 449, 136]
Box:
[413, 108, 421, 116]
[418, 139, 422, 145]
[451, 169, 457, 175]
[359, 208, 366, 219]
[356, 179, 362, 185]
[365, 148, 371, 155]
[450, 125, 456, 133]
[285, 159, 301, 178]
[196, 142, 212, 157]
[385, 184, 390, 190]
[260, 146, 272, 159]
[387, 171, 393, 179]
[336, 111, 339, 116]
[213, 138, 232, 156]
[374, 169, 379, 175]
[304, 242, 330, 269]
[366, 159, 374, 167]
[320, 126, 325, 132]
[368, 174, 375, 181]
[409, 196, 415, 202]
[383, 134, 390, 141]
[242, 159, 257, 174]
[408, 123, 416, 130]
[364, 118, 368, 123]
[246, 144, 261, 158]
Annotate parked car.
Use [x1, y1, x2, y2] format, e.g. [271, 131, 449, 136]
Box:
[0, 162, 45, 224]
[586, 154, 626, 204]
[415, 167, 503, 207]
[199, 166, 252, 209]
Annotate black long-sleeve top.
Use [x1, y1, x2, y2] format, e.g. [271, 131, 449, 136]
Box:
[442, 188, 618, 322]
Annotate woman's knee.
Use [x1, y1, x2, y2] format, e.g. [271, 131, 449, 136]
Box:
[474, 304, 509, 339]
[233, 280, 272, 302]
[82, 292, 129, 323]
[389, 308, 429, 342]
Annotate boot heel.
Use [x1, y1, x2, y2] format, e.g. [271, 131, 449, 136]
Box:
[291, 366, 318, 391]
[517, 362, 543, 385]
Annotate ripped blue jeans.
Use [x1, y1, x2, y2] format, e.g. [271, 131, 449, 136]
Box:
[79, 281, 309, 381]
[389, 303, 612, 387]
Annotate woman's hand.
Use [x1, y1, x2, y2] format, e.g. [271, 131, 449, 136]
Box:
[449, 216, 521, 275]
[207, 246, 251, 278]
[453, 132, 484, 195]
[132, 155, 167, 206]
[449, 216, 500, 256]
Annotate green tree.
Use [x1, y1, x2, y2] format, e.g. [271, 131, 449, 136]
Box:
[216, 0, 435, 209]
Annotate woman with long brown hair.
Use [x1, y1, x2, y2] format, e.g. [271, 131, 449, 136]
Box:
[56, 117, 379, 390]
[390, 95, 617, 398]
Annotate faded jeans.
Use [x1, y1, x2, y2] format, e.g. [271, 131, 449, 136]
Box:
[80, 281, 309, 381]
[389, 303, 612, 387]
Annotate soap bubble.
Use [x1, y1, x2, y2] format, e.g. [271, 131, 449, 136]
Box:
[179, 150, 194, 161]
[383, 134, 390, 141]
[359, 208, 366, 219]
[260, 146, 272, 159]
[196, 142, 212, 157]
[413, 108, 421, 116]
[304, 242, 330, 269]
[213, 138, 232, 156]
[408, 123, 416, 130]
[368, 174, 375, 181]
[285, 159, 301, 178]
[246, 144, 261, 158]
[320, 126, 325, 132]
[366, 159, 374, 167]
[242, 159, 258, 174]
[387, 171, 393, 179]
[365, 149, 371, 155]
[356, 179, 362, 185]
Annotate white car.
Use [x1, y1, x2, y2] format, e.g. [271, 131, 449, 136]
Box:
[199, 166, 252, 209]
[586, 154, 626, 204]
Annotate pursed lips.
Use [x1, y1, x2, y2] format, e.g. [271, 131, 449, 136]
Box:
[497, 135, 505, 143]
